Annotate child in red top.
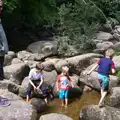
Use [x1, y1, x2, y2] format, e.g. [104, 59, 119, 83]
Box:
[56, 66, 74, 108]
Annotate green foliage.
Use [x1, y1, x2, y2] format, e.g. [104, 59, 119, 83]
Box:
[92, 0, 120, 24]
[114, 47, 120, 56]
[116, 70, 120, 79]
[3, 0, 58, 28]
[57, 0, 102, 53]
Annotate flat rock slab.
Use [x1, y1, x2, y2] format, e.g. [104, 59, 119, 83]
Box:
[40, 113, 73, 120]
[0, 90, 37, 120]
[80, 105, 120, 120]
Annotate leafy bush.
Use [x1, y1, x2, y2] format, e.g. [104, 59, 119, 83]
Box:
[3, 0, 58, 28]
[57, 0, 103, 54]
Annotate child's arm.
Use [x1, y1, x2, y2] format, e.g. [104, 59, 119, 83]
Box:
[111, 61, 116, 74]
[87, 63, 98, 75]
[67, 75, 74, 88]
[28, 70, 36, 89]
[38, 76, 44, 88]
[29, 79, 36, 89]
[56, 75, 60, 92]
[111, 68, 116, 74]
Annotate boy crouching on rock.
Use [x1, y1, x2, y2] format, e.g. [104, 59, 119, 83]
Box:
[26, 63, 53, 103]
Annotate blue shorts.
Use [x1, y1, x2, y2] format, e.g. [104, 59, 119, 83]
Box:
[59, 90, 68, 99]
[98, 74, 109, 91]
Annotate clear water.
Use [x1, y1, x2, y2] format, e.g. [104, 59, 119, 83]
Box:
[39, 91, 110, 120]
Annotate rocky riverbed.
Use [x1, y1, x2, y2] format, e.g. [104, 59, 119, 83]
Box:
[1, 34, 120, 120]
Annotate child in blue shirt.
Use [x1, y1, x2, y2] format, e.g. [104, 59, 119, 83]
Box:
[87, 48, 115, 107]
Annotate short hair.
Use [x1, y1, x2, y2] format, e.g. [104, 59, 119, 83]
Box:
[105, 48, 114, 57]
[36, 63, 44, 70]
[62, 66, 69, 73]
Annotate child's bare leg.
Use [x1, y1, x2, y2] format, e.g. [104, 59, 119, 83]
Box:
[65, 98, 68, 108]
[98, 90, 107, 107]
[61, 99, 64, 106]
[26, 95, 29, 102]
[44, 98, 48, 104]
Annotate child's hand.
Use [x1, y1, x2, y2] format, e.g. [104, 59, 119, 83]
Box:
[36, 86, 40, 90]
[34, 86, 37, 91]
[71, 84, 74, 88]
[57, 88, 59, 92]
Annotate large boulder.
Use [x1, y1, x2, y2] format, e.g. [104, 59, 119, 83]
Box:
[0, 80, 20, 94]
[4, 63, 30, 84]
[24, 60, 39, 69]
[0, 90, 37, 120]
[65, 53, 102, 75]
[42, 61, 55, 72]
[96, 32, 113, 41]
[43, 70, 57, 86]
[113, 56, 120, 70]
[79, 105, 120, 120]
[80, 71, 119, 91]
[17, 51, 35, 61]
[110, 87, 120, 108]
[11, 58, 23, 64]
[39, 113, 73, 120]
[4, 51, 16, 66]
[96, 42, 113, 51]
[27, 41, 58, 57]
[55, 59, 68, 73]
[31, 98, 47, 112]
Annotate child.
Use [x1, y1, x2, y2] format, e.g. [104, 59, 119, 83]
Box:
[87, 48, 115, 107]
[26, 63, 48, 103]
[56, 66, 74, 108]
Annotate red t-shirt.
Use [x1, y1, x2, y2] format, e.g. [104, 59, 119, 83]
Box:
[57, 75, 69, 90]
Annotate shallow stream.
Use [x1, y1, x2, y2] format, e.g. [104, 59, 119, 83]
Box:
[39, 90, 110, 120]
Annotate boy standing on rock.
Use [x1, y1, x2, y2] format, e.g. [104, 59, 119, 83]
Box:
[56, 66, 74, 108]
[87, 48, 115, 107]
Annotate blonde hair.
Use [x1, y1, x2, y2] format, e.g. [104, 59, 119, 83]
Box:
[105, 48, 114, 57]
[62, 66, 69, 73]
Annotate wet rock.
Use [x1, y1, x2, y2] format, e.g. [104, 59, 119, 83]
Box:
[110, 87, 120, 108]
[80, 71, 119, 91]
[0, 90, 37, 120]
[4, 51, 16, 66]
[80, 105, 120, 120]
[31, 98, 46, 112]
[27, 41, 58, 57]
[39, 113, 73, 120]
[4, 63, 30, 84]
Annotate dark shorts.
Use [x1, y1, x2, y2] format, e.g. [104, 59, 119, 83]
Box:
[26, 81, 52, 97]
[98, 74, 109, 91]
